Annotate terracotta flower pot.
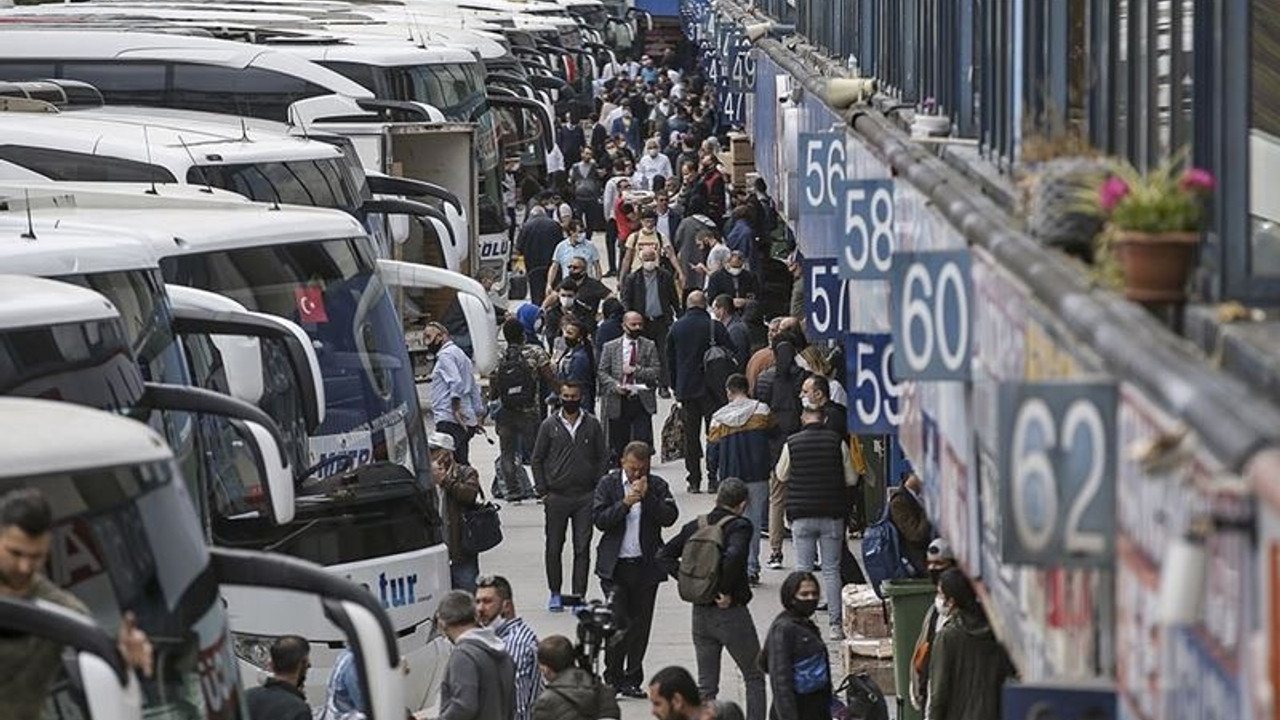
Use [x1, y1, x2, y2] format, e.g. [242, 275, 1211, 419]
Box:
[1113, 230, 1200, 302]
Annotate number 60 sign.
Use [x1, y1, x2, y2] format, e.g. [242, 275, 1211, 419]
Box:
[997, 382, 1117, 567]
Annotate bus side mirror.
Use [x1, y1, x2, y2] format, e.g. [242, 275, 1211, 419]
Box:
[240, 419, 296, 525]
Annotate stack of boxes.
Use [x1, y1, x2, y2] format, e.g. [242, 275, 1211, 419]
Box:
[840, 585, 896, 693]
[716, 132, 756, 191]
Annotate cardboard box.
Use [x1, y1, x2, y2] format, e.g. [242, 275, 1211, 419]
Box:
[727, 132, 753, 165]
[842, 584, 892, 640]
[841, 638, 896, 695]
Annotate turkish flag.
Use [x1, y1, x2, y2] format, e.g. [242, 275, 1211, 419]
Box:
[294, 286, 328, 323]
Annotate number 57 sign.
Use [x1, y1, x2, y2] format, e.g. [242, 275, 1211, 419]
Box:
[998, 382, 1117, 567]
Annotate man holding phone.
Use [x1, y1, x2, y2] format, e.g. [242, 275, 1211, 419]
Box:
[591, 442, 679, 699]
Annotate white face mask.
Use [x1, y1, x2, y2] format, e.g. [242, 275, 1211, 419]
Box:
[801, 396, 818, 410]
[727, 266, 743, 276]
[560, 296, 575, 308]
[648, 148, 659, 157]
[934, 596, 948, 614]
[642, 260, 658, 272]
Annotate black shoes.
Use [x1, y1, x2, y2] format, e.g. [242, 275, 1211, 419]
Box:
[615, 684, 646, 699]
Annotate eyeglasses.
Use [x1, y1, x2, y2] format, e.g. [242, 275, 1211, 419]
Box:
[476, 575, 500, 588]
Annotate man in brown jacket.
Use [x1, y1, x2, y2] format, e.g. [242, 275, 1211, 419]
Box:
[432, 432, 483, 592]
[889, 474, 932, 577]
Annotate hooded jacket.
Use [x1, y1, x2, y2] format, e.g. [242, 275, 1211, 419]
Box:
[926, 609, 1016, 720]
[531, 667, 621, 720]
[706, 396, 774, 484]
[440, 626, 518, 720]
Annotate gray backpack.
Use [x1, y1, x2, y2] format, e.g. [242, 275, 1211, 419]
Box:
[677, 514, 735, 604]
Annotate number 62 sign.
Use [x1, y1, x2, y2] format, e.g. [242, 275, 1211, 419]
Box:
[997, 382, 1117, 567]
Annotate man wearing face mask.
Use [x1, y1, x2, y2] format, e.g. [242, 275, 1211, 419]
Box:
[476, 576, 542, 720]
[431, 432, 484, 591]
[548, 220, 604, 290]
[598, 311, 662, 465]
[926, 569, 1016, 720]
[544, 280, 599, 350]
[799, 375, 848, 439]
[425, 322, 485, 467]
[674, 214, 717, 293]
[910, 538, 956, 713]
[636, 138, 674, 191]
[622, 209, 685, 288]
[554, 319, 597, 414]
[531, 382, 608, 613]
[621, 247, 681, 396]
[246, 636, 312, 720]
[704, 252, 759, 312]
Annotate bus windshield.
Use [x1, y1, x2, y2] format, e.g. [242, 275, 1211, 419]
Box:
[0, 317, 142, 411]
[160, 238, 442, 563]
[4, 460, 244, 720]
[381, 62, 506, 235]
[191, 157, 364, 217]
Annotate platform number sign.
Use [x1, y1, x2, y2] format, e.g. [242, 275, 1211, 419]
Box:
[839, 179, 895, 279]
[890, 250, 972, 380]
[799, 132, 846, 216]
[845, 334, 905, 434]
[728, 32, 755, 91]
[803, 257, 852, 339]
[998, 382, 1117, 567]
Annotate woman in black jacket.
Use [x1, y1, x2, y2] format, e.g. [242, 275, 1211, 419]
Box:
[760, 571, 832, 720]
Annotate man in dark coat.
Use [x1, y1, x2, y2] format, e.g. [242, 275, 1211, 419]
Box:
[592, 441, 679, 698]
[889, 474, 932, 577]
[245, 636, 312, 720]
[667, 290, 733, 493]
[711, 293, 751, 371]
[621, 247, 682, 394]
[517, 206, 566, 306]
[532, 635, 620, 720]
[704, 252, 759, 310]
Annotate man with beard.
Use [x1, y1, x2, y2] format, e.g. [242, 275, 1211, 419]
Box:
[476, 576, 542, 720]
[246, 636, 312, 720]
[0, 489, 154, 720]
[647, 666, 702, 720]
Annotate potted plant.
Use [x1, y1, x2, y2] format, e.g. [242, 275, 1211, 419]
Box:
[1090, 157, 1215, 302]
[1018, 123, 1108, 262]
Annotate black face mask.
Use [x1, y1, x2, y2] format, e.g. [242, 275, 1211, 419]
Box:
[569, 270, 586, 281]
[791, 598, 818, 618]
[624, 328, 643, 338]
[426, 339, 444, 354]
[565, 336, 580, 347]
[561, 399, 581, 414]
[929, 569, 944, 585]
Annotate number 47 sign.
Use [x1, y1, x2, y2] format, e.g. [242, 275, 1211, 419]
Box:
[998, 382, 1118, 567]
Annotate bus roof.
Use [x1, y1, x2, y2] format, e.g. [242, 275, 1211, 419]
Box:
[0, 30, 374, 99]
[0, 274, 120, 330]
[0, 218, 160, 275]
[0, 109, 343, 173]
[273, 41, 478, 67]
[0, 396, 173, 477]
[0, 182, 368, 256]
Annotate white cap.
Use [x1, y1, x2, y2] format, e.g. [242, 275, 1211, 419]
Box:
[428, 431, 455, 453]
[558, 203, 574, 220]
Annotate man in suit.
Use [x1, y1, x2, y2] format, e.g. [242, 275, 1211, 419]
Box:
[653, 190, 682, 250]
[667, 291, 733, 494]
[621, 247, 681, 397]
[592, 441, 679, 698]
[598, 312, 661, 465]
[704, 251, 759, 311]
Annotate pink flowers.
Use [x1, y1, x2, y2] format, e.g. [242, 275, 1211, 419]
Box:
[1099, 176, 1130, 212]
[1179, 167, 1215, 193]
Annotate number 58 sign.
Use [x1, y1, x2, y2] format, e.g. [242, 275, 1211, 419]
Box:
[998, 382, 1117, 567]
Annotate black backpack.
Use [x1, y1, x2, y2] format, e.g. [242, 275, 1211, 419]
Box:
[495, 346, 537, 411]
[834, 672, 889, 720]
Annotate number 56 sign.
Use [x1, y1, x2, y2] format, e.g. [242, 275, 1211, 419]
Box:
[997, 382, 1117, 567]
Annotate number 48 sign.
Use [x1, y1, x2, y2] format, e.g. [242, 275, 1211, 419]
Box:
[998, 382, 1117, 567]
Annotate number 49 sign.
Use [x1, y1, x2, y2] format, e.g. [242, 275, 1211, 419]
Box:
[997, 382, 1117, 567]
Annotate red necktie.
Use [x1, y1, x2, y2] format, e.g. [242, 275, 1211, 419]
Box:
[626, 341, 637, 384]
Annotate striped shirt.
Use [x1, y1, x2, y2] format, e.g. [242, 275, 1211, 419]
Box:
[495, 617, 542, 720]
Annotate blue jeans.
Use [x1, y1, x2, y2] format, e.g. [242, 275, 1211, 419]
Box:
[791, 516, 845, 628]
[745, 481, 769, 576]
[451, 555, 479, 593]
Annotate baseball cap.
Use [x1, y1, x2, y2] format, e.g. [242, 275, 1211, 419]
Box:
[927, 537, 955, 561]
[428, 431, 455, 452]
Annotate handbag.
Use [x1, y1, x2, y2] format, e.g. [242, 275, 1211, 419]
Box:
[461, 486, 504, 556]
[661, 403, 685, 463]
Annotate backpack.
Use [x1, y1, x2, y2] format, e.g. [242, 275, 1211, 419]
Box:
[833, 672, 890, 720]
[495, 346, 537, 411]
[703, 316, 737, 405]
[861, 495, 918, 598]
[677, 514, 736, 604]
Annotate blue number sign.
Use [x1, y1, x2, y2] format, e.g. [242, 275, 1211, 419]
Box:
[798, 132, 846, 216]
[997, 382, 1117, 567]
[728, 33, 755, 92]
[839, 179, 895, 279]
[803, 257, 851, 339]
[890, 250, 972, 380]
[845, 333, 904, 434]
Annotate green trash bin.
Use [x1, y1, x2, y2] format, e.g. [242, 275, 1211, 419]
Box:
[882, 579, 935, 720]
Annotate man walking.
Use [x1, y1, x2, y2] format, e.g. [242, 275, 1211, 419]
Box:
[531, 381, 609, 612]
[493, 319, 555, 502]
[592, 441, 680, 698]
[598, 311, 661, 464]
[667, 290, 732, 493]
[706, 374, 773, 584]
[711, 293, 751, 370]
[437, 591, 518, 720]
[621, 247, 681, 395]
[426, 322, 485, 466]
[477, 576, 542, 720]
[245, 636, 312, 720]
[774, 408, 860, 640]
[656, 480, 766, 720]
[518, 205, 567, 306]
[432, 432, 484, 591]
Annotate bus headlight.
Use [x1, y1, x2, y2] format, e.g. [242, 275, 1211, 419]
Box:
[232, 632, 277, 671]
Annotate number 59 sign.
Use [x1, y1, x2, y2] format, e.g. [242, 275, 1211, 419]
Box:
[998, 382, 1117, 567]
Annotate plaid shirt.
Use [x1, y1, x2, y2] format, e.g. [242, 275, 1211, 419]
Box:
[496, 617, 542, 720]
